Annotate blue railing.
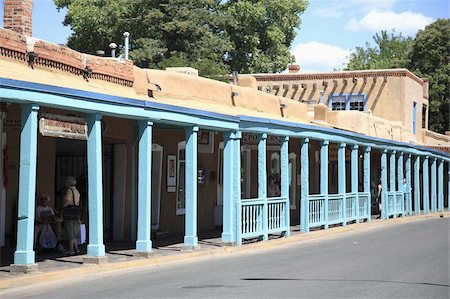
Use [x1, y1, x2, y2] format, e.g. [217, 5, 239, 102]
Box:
[237, 196, 289, 245]
[386, 191, 404, 217]
[308, 192, 370, 229]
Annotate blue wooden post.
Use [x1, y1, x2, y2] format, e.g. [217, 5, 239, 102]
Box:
[351, 144, 359, 223]
[300, 138, 310, 233]
[281, 136, 290, 237]
[222, 131, 236, 244]
[431, 158, 437, 212]
[13, 104, 39, 268]
[405, 154, 412, 216]
[364, 147, 371, 222]
[423, 156, 429, 214]
[397, 152, 404, 217]
[136, 120, 153, 253]
[233, 132, 242, 243]
[86, 113, 106, 258]
[389, 151, 396, 218]
[258, 133, 268, 240]
[320, 140, 329, 229]
[381, 149, 388, 220]
[338, 143, 346, 226]
[413, 155, 420, 215]
[184, 126, 199, 248]
[437, 159, 443, 212]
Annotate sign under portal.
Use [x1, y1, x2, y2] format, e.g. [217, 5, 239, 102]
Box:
[39, 113, 88, 140]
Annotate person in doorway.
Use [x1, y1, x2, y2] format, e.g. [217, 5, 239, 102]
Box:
[268, 175, 280, 197]
[376, 178, 382, 219]
[62, 176, 81, 254]
[402, 177, 411, 214]
[34, 194, 64, 252]
[275, 173, 281, 195]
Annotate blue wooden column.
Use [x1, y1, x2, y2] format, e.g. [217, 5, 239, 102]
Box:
[413, 155, 421, 215]
[184, 126, 199, 248]
[389, 150, 396, 218]
[351, 144, 359, 223]
[423, 156, 429, 214]
[222, 131, 240, 244]
[363, 147, 371, 223]
[281, 136, 290, 237]
[405, 154, 412, 215]
[320, 140, 329, 229]
[136, 120, 153, 254]
[13, 104, 39, 268]
[258, 133, 268, 240]
[437, 159, 444, 212]
[430, 158, 437, 212]
[397, 152, 404, 217]
[86, 113, 106, 258]
[338, 143, 346, 226]
[233, 132, 242, 241]
[381, 149, 388, 220]
[300, 138, 310, 233]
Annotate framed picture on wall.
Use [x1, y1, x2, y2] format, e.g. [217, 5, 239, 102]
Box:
[198, 130, 214, 154]
[167, 155, 176, 191]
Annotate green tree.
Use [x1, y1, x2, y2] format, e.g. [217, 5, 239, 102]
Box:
[54, 0, 231, 79]
[223, 0, 308, 73]
[54, 0, 308, 78]
[345, 30, 413, 70]
[408, 19, 450, 134]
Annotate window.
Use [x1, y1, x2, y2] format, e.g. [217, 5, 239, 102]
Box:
[329, 94, 366, 111]
[241, 149, 251, 199]
[330, 95, 346, 110]
[348, 95, 365, 111]
[289, 153, 297, 210]
[412, 102, 417, 134]
[422, 105, 427, 129]
[176, 141, 186, 215]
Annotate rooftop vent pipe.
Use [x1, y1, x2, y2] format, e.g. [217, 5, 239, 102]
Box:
[123, 32, 130, 60]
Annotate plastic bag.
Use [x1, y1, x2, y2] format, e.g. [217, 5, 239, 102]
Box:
[39, 224, 57, 249]
[77, 223, 86, 245]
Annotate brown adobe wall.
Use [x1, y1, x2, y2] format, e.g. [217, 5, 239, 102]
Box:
[0, 28, 134, 87]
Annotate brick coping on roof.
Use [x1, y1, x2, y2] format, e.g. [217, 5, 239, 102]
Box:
[0, 28, 134, 87]
[249, 69, 425, 85]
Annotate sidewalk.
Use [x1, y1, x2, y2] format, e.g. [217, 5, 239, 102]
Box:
[0, 211, 447, 290]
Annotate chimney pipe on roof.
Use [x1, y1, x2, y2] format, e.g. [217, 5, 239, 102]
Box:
[3, 0, 33, 36]
[288, 64, 300, 73]
[123, 32, 130, 60]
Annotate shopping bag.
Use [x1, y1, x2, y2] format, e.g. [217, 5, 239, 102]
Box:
[39, 224, 57, 249]
[77, 223, 86, 245]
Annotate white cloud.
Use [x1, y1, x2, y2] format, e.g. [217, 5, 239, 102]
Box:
[290, 42, 351, 73]
[345, 10, 433, 35]
[313, 0, 397, 18]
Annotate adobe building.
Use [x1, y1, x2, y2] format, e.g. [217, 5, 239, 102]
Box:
[0, 0, 448, 272]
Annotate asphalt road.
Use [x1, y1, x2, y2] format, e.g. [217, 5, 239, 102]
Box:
[2, 218, 449, 298]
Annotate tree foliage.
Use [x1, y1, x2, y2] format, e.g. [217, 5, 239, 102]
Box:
[345, 21, 449, 134]
[408, 19, 450, 133]
[223, 0, 308, 73]
[345, 30, 413, 70]
[54, 0, 308, 78]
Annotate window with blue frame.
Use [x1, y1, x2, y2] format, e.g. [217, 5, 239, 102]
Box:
[330, 95, 346, 110]
[329, 94, 366, 111]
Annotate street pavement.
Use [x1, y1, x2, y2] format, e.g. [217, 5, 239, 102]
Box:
[1, 217, 448, 298]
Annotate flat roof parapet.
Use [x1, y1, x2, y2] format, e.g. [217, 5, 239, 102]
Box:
[0, 28, 134, 87]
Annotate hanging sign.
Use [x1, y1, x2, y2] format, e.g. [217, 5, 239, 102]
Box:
[39, 113, 88, 140]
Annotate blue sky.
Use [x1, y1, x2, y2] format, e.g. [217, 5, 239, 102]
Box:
[1, 0, 448, 73]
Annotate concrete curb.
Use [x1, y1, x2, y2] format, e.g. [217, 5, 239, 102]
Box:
[0, 211, 448, 290]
